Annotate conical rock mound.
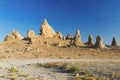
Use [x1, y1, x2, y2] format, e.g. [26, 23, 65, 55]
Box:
[3, 30, 23, 42]
[74, 29, 81, 42]
[40, 19, 56, 38]
[94, 35, 105, 48]
[111, 37, 118, 46]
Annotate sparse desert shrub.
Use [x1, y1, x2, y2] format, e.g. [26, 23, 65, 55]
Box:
[10, 77, 17, 80]
[9, 67, 19, 73]
[37, 62, 61, 68]
[68, 66, 79, 73]
[74, 77, 82, 80]
[28, 78, 38, 80]
[82, 77, 96, 80]
[18, 73, 29, 77]
[8, 72, 16, 76]
[59, 63, 68, 70]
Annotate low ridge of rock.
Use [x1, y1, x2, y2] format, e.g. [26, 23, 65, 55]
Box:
[3, 30, 23, 42]
[40, 19, 56, 38]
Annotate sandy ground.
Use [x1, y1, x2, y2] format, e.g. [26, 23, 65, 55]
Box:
[0, 58, 119, 80]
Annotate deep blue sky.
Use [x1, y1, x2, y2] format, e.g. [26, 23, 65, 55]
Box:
[0, 0, 120, 44]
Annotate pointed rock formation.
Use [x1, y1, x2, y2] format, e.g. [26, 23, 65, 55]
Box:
[94, 35, 105, 48]
[85, 34, 94, 45]
[55, 32, 63, 40]
[3, 30, 23, 42]
[27, 30, 35, 39]
[74, 29, 81, 42]
[111, 37, 118, 46]
[40, 19, 56, 38]
[66, 34, 73, 40]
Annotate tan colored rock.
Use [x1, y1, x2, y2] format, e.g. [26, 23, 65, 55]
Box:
[55, 32, 63, 40]
[3, 30, 23, 42]
[27, 30, 35, 39]
[111, 37, 118, 46]
[85, 34, 94, 45]
[40, 19, 56, 38]
[74, 29, 81, 42]
[66, 34, 72, 40]
[94, 35, 105, 48]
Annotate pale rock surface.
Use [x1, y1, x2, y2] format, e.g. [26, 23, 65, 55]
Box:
[94, 35, 105, 48]
[111, 37, 118, 46]
[3, 30, 23, 42]
[55, 32, 63, 40]
[27, 30, 35, 39]
[85, 34, 94, 45]
[66, 34, 72, 40]
[40, 19, 56, 38]
[74, 29, 81, 42]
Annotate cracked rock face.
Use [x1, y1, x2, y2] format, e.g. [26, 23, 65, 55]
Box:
[4, 30, 23, 42]
[111, 37, 118, 46]
[40, 19, 56, 38]
[94, 35, 105, 48]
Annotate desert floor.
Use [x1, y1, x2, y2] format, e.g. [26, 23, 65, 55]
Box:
[0, 58, 119, 80]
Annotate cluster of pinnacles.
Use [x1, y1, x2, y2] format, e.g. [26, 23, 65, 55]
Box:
[3, 19, 119, 49]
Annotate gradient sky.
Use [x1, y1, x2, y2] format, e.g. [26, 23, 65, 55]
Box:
[0, 0, 120, 44]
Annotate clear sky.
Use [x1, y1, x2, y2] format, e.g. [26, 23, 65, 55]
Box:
[0, 0, 120, 45]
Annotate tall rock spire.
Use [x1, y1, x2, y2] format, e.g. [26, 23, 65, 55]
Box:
[40, 19, 56, 38]
[111, 37, 118, 46]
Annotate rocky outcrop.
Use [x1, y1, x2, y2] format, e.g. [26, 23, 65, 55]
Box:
[111, 37, 118, 46]
[85, 34, 94, 45]
[3, 30, 23, 42]
[40, 19, 56, 38]
[94, 35, 105, 48]
[55, 32, 63, 40]
[74, 29, 81, 42]
[66, 34, 73, 40]
[27, 30, 35, 39]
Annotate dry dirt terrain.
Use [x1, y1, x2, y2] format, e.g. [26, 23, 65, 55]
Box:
[0, 39, 119, 80]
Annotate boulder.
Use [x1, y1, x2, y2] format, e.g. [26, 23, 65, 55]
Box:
[3, 30, 23, 42]
[27, 30, 35, 39]
[94, 35, 105, 48]
[111, 37, 118, 46]
[40, 19, 56, 38]
[74, 29, 81, 42]
[66, 34, 72, 40]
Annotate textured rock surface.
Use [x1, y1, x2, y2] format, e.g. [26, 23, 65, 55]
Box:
[66, 34, 73, 40]
[94, 35, 105, 48]
[111, 37, 118, 46]
[85, 34, 94, 45]
[55, 32, 63, 40]
[27, 30, 35, 39]
[74, 29, 81, 42]
[3, 30, 23, 42]
[40, 19, 56, 38]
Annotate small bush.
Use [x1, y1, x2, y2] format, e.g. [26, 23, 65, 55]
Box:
[28, 78, 38, 80]
[9, 67, 19, 73]
[60, 63, 67, 70]
[68, 66, 79, 73]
